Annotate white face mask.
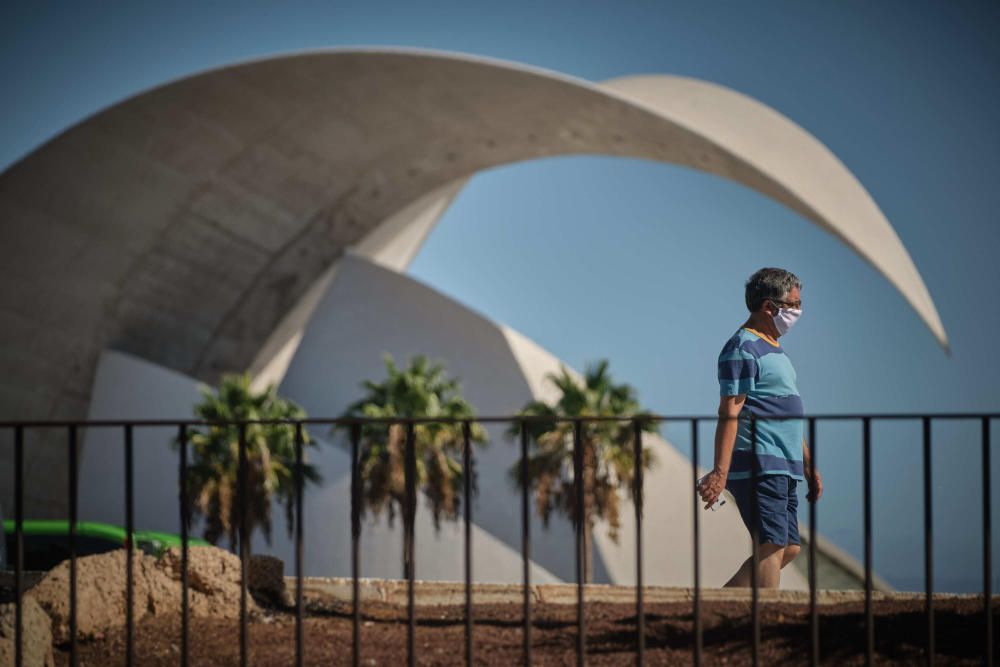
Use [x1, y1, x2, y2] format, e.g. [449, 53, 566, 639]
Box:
[773, 307, 802, 336]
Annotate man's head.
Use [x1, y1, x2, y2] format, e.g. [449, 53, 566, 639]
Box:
[744, 268, 802, 332]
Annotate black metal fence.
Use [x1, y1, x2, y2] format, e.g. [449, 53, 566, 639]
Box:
[2, 412, 997, 666]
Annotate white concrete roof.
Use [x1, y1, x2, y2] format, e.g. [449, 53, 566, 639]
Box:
[0, 47, 944, 515]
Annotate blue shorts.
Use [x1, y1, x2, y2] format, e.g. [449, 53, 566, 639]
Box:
[726, 474, 801, 546]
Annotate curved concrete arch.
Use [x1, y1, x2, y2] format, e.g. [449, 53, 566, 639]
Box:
[348, 66, 948, 355]
[230, 65, 952, 395]
[0, 47, 944, 515]
[599, 74, 945, 349]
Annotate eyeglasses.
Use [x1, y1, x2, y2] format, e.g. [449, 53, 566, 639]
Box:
[769, 298, 802, 310]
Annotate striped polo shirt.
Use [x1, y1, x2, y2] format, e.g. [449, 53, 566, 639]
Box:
[717, 327, 805, 481]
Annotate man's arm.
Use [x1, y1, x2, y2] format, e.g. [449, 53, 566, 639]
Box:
[697, 394, 746, 508]
[802, 438, 823, 502]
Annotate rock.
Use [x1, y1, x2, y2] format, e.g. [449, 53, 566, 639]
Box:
[248, 554, 286, 604]
[0, 595, 55, 667]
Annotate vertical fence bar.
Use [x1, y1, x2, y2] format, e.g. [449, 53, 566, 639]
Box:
[574, 419, 585, 667]
[14, 425, 24, 667]
[178, 424, 189, 667]
[351, 422, 362, 667]
[294, 422, 305, 667]
[633, 418, 644, 666]
[520, 419, 532, 666]
[124, 424, 135, 667]
[983, 417, 993, 667]
[863, 417, 873, 666]
[68, 424, 78, 667]
[923, 417, 934, 667]
[405, 421, 417, 667]
[808, 417, 819, 667]
[464, 420, 475, 667]
[692, 419, 702, 667]
[238, 423, 248, 667]
[749, 415, 759, 667]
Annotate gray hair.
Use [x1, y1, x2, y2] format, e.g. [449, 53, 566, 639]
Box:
[744, 268, 801, 311]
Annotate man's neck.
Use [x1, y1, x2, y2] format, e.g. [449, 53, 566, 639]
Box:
[743, 312, 781, 344]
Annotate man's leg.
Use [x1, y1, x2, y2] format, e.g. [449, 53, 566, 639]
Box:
[781, 480, 802, 570]
[780, 543, 800, 569]
[724, 474, 794, 588]
[723, 542, 785, 588]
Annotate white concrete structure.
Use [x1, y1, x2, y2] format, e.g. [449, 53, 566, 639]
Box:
[0, 49, 943, 590]
[77, 348, 562, 586]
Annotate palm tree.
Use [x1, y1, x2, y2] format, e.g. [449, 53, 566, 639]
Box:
[177, 373, 321, 553]
[334, 353, 488, 533]
[506, 359, 658, 582]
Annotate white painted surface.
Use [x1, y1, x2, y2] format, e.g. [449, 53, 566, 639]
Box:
[76, 348, 559, 583]
[77, 350, 204, 534]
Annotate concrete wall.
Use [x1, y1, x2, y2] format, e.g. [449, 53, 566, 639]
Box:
[76, 348, 559, 584]
[77, 349, 205, 536]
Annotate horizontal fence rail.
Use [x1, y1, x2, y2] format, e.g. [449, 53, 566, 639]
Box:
[2, 412, 997, 666]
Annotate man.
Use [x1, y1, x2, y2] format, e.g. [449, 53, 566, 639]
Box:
[697, 267, 822, 588]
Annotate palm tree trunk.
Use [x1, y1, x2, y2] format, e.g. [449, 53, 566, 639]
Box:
[388, 423, 414, 582]
[583, 439, 596, 584]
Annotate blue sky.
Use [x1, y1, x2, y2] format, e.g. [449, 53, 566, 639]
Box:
[2, 1, 998, 592]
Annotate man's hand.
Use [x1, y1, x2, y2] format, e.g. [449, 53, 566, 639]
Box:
[806, 468, 823, 502]
[698, 468, 727, 510]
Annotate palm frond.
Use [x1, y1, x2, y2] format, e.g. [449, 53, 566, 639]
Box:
[174, 372, 320, 552]
[331, 353, 486, 532]
[506, 359, 657, 545]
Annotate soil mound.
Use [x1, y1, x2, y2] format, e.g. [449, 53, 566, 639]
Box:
[0, 595, 54, 667]
[29, 546, 258, 644]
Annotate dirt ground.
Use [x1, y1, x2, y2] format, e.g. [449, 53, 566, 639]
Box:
[55, 597, 998, 666]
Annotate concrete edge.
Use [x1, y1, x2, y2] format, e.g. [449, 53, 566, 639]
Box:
[288, 576, 991, 608]
[4, 570, 988, 609]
